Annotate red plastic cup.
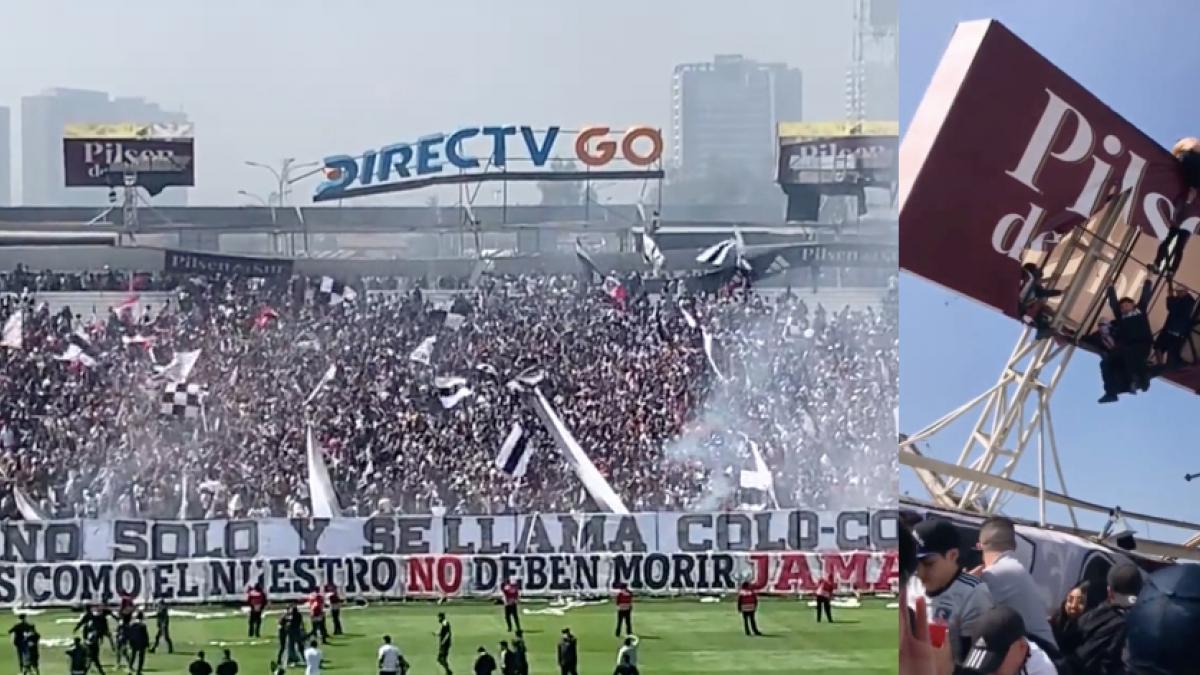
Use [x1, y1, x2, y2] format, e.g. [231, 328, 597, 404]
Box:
[928, 621, 948, 648]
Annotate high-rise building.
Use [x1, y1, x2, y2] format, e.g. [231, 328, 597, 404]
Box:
[670, 55, 803, 180]
[0, 107, 10, 206]
[20, 88, 189, 206]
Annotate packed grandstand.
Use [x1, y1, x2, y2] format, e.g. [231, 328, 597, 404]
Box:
[0, 266, 897, 522]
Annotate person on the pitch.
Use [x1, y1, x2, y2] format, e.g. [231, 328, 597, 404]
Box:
[127, 612, 150, 675]
[10, 613, 34, 671]
[81, 621, 107, 675]
[118, 591, 136, 627]
[74, 605, 116, 656]
[189, 650, 213, 675]
[286, 604, 307, 666]
[616, 636, 640, 675]
[614, 583, 634, 636]
[557, 628, 578, 675]
[501, 577, 522, 632]
[303, 640, 323, 675]
[21, 626, 39, 675]
[216, 648, 238, 675]
[512, 630, 529, 675]
[308, 589, 328, 644]
[378, 635, 407, 675]
[499, 641, 517, 675]
[246, 583, 267, 638]
[1098, 279, 1154, 403]
[325, 582, 343, 636]
[66, 637, 91, 675]
[150, 599, 172, 654]
[1018, 263, 1062, 340]
[473, 646, 497, 675]
[436, 612, 453, 675]
[738, 582, 764, 636]
[815, 571, 836, 623]
[275, 611, 290, 667]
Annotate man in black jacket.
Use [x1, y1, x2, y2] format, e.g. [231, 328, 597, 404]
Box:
[499, 641, 517, 675]
[473, 647, 497, 675]
[1054, 563, 1142, 675]
[556, 628, 578, 675]
[1154, 284, 1196, 369]
[1099, 279, 1154, 403]
[127, 612, 150, 675]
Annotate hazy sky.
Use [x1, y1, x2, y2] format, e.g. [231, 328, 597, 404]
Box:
[0, 0, 856, 205]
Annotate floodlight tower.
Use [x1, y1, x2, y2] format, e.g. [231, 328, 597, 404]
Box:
[847, 0, 898, 126]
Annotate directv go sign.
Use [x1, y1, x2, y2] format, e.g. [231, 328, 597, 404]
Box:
[313, 125, 664, 202]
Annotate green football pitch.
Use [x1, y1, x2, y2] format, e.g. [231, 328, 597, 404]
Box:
[3, 598, 896, 674]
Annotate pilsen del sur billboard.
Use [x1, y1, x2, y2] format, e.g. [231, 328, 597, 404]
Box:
[314, 125, 663, 202]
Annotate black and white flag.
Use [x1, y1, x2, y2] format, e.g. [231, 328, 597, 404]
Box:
[495, 423, 532, 478]
[319, 276, 358, 305]
[161, 383, 205, 419]
[696, 239, 737, 267]
[506, 366, 547, 394]
[409, 336, 437, 365]
[435, 376, 474, 409]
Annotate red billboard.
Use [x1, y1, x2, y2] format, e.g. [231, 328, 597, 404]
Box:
[901, 19, 1195, 319]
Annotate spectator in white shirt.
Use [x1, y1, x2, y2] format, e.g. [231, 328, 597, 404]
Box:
[303, 640, 323, 675]
[377, 635, 406, 675]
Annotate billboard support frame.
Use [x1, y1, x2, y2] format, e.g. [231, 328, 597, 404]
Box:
[901, 193, 1152, 529]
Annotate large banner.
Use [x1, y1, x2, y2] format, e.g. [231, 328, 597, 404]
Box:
[0, 510, 897, 606]
[163, 249, 294, 278]
[0, 552, 896, 607]
[778, 134, 898, 188]
[63, 123, 195, 195]
[0, 510, 896, 563]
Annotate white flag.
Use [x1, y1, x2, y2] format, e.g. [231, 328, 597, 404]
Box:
[306, 425, 342, 518]
[13, 486, 48, 522]
[409, 336, 437, 365]
[155, 349, 201, 384]
[305, 364, 338, 405]
[1, 311, 21, 349]
[529, 388, 629, 514]
[702, 330, 725, 381]
[177, 473, 189, 520]
[55, 344, 97, 368]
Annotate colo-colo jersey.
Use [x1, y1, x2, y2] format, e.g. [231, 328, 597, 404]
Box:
[908, 572, 995, 663]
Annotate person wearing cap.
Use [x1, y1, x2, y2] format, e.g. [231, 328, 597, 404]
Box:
[959, 605, 1057, 675]
[1125, 563, 1200, 675]
[473, 646, 497, 675]
[912, 518, 995, 662]
[1053, 563, 1141, 675]
[976, 518, 1059, 658]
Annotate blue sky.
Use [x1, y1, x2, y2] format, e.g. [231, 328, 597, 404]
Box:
[900, 0, 1200, 541]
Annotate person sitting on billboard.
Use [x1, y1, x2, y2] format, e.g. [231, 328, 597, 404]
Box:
[1098, 279, 1154, 403]
[1153, 283, 1196, 370]
[1018, 263, 1062, 340]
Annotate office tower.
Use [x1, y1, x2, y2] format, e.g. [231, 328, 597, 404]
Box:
[0, 107, 10, 206]
[670, 54, 803, 180]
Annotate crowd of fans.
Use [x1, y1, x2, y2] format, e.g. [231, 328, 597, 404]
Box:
[899, 514, 1200, 675]
[0, 266, 896, 519]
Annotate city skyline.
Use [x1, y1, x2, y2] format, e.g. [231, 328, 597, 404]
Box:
[0, 0, 866, 206]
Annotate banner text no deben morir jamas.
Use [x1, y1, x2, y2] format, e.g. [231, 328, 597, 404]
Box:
[0, 552, 897, 606]
[314, 125, 663, 202]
